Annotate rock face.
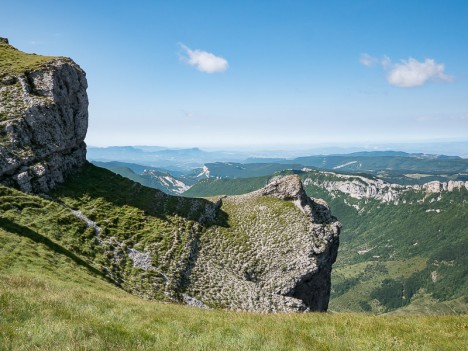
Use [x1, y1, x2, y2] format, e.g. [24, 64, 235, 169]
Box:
[185, 175, 340, 312]
[304, 172, 468, 204]
[0, 39, 88, 193]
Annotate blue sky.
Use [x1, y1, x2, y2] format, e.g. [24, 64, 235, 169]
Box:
[2, 0, 468, 148]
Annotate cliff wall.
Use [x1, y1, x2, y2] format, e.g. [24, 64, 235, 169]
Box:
[0, 38, 88, 192]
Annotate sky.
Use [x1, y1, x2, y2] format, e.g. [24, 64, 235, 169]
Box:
[1, 0, 468, 149]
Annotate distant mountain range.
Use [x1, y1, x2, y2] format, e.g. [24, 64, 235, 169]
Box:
[93, 148, 468, 197]
[87, 146, 249, 171]
[88, 147, 468, 181]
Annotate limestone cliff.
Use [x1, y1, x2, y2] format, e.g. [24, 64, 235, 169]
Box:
[0, 38, 88, 192]
[303, 171, 468, 204]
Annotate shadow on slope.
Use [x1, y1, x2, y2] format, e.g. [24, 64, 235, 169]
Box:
[0, 217, 107, 281]
[53, 163, 229, 228]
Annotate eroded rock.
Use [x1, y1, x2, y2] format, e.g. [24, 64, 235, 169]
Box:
[185, 175, 340, 312]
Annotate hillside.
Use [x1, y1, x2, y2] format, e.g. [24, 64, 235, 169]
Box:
[1, 161, 340, 312]
[2, 224, 465, 351]
[182, 170, 468, 314]
[92, 162, 191, 195]
[246, 154, 468, 185]
[0, 165, 464, 348]
[2, 163, 465, 349]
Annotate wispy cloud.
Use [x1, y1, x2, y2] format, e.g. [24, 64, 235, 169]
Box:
[179, 44, 228, 73]
[182, 110, 193, 118]
[415, 114, 468, 122]
[360, 54, 453, 88]
[359, 53, 378, 67]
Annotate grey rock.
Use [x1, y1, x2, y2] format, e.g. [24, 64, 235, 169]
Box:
[69, 209, 101, 234]
[303, 172, 468, 204]
[182, 294, 209, 309]
[186, 175, 340, 312]
[0, 51, 88, 193]
[128, 248, 155, 271]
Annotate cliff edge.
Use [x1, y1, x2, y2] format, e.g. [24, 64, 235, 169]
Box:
[0, 37, 88, 192]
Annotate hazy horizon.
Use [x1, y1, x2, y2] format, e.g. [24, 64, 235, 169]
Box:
[87, 139, 468, 158]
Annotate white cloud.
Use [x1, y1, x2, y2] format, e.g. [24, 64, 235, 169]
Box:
[179, 44, 228, 73]
[359, 53, 378, 67]
[387, 58, 452, 88]
[360, 53, 453, 88]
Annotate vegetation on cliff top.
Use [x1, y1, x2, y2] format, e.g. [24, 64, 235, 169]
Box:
[0, 39, 55, 77]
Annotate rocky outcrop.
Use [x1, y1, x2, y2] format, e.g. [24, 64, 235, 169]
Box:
[416, 180, 468, 193]
[304, 173, 403, 202]
[304, 172, 468, 203]
[186, 175, 340, 312]
[0, 38, 88, 193]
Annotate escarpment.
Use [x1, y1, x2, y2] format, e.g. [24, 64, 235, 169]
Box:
[0, 39, 340, 313]
[0, 38, 88, 193]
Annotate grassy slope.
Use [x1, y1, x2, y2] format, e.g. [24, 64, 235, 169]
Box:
[0, 41, 54, 77]
[1, 228, 467, 351]
[0, 163, 219, 302]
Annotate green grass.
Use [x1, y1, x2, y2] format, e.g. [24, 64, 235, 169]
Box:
[1, 226, 466, 351]
[0, 41, 55, 77]
[0, 163, 225, 302]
